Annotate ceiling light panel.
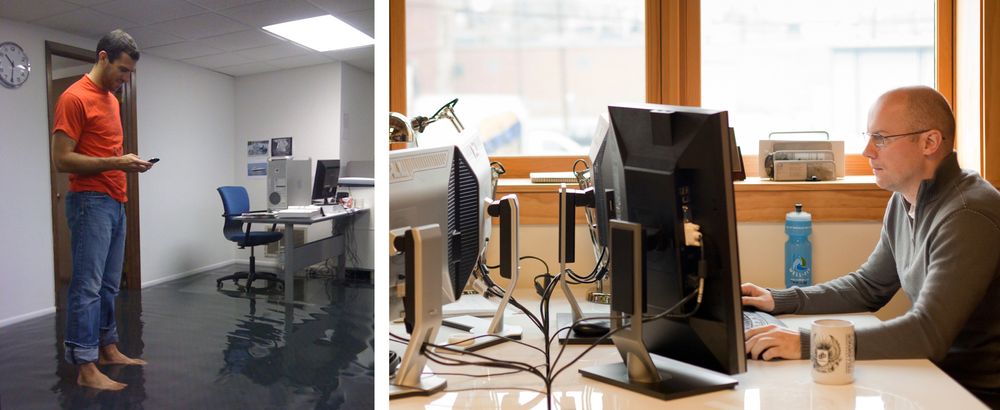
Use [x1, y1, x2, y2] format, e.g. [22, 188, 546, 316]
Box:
[263, 15, 373, 52]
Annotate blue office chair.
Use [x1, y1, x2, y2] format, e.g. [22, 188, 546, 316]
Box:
[216, 186, 284, 292]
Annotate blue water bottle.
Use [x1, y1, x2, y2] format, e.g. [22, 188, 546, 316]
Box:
[785, 203, 812, 288]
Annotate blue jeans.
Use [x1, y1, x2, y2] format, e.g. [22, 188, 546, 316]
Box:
[64, 191, 126, 364]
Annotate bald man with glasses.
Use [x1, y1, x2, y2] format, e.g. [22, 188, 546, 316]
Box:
[741, 86, 1000, 406]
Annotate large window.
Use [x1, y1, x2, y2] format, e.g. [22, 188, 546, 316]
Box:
[406, 0, 645, 155]
[701, 0, 936, 154]
[394, 0, 998, 222]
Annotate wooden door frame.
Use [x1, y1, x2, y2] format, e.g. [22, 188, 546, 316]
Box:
[45, 41, 142, 294]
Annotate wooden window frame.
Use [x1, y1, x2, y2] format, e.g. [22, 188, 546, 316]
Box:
[390, 0, 998, 223]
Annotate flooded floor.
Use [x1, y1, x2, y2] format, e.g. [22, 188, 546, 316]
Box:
[0, 264, 374, 409]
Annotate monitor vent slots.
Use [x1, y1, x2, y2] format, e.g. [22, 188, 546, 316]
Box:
[446, 150, 481, 297]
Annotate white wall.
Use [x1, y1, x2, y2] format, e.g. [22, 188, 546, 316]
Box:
[234, 63, 342, 209]
[0, 18, 95, 326]
[0, 18, 239, 325]
[488, 220, 910, 321]
[234, 63, 356, 266]
[339, 63, 375, 177]
[339, 63, 375, 269]
[738, 222, 910, 320]
[230, 62, 375, 270]
[136, 55, 238, 286]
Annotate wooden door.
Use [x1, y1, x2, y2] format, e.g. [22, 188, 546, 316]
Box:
[50, 74, 80, 306]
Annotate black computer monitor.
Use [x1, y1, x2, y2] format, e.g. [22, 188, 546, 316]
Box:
[312, 159, 341, 205]
[588, 112, 624, 246]
[582, 103, 745, 400]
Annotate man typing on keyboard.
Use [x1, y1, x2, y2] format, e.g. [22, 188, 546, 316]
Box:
[740, 86, 999, 406]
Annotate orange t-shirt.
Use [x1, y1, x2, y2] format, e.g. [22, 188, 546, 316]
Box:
[52, 75, 127, 203]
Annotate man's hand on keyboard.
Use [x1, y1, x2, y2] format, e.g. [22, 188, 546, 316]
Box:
[745, 324, 801, 361]
[741, 282, 776, 312]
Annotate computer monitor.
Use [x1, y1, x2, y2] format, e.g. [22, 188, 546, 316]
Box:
[389, 131, 492, 306]
[312, 159, 341, 205]
[588, 111, 624, 247]
[581, 103, 745, 400]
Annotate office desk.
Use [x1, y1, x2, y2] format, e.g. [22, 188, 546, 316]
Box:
[235, 207, 367, 302]
[389, 292, 986, 409]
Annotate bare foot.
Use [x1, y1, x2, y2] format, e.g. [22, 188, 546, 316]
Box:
[98, 344, 148, 366]
[77, 363, 127, 391]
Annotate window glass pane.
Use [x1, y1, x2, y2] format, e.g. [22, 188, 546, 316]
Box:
[701, 0, 935, 154]
[406, 0, 645, 155]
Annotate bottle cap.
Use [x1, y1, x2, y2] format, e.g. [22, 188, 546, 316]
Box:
[786, 203, 812, 222]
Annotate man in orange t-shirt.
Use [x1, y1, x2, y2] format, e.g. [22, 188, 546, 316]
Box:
[51, 29, 152, 391]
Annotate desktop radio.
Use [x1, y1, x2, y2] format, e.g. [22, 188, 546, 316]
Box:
[759, 134, 845, 181]
[267, 157, 311, 210]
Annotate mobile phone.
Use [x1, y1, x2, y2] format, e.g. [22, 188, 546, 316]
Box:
[148, 157, 160, 164]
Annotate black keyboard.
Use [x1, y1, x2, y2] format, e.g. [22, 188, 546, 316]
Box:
[743, 310, 786, 331]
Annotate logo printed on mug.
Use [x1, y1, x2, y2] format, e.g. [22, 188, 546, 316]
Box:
[812, 335, 842, 373]
[811, 319, 855, 385]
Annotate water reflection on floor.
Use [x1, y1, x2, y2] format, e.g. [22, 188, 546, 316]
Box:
[0, 264, 374, 409]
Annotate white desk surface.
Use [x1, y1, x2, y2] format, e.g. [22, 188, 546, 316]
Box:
[389, 291, 986, 409]
[234, 206, 367, 224]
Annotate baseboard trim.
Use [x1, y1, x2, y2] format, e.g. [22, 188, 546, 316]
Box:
[0, 306, 57, 328]
[241, 258, 279, 268]
[141, 259, 239, 288]
[1, 259, 283, 328]
[139, 258, 279, 288]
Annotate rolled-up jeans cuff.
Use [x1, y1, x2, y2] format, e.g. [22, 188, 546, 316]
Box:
[65, 343, 99, 364]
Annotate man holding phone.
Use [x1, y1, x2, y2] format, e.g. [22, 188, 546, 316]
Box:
[50, 29, 152, 391]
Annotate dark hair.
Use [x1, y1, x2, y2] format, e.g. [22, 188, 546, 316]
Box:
[96, 29, 140, 62]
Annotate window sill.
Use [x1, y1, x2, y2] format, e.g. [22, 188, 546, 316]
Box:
[495, 176, 891, 224]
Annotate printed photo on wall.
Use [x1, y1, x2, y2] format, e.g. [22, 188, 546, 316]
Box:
[247, 140, 269, 176]
[271, 137, 293, 157]
[247, 163, 267, 176]
[248, 140, 269, 156]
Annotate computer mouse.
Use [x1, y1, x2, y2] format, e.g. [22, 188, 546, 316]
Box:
[572, 320, 610, 338]
[389, 350, 401, 377]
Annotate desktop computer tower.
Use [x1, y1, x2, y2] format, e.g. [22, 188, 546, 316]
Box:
[267, 157, 311, 210]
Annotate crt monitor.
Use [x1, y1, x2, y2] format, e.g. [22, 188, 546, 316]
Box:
[312, 159, 341, 204]
[389, 131, 492, 308]
[594, 103, 746, 378]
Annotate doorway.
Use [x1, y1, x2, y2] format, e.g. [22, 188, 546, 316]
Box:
[46, 41, 141, 309]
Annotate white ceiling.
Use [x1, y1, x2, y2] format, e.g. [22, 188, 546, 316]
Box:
[0, 0, 374, 75]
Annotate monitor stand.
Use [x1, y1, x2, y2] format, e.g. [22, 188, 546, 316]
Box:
[556, 276, 611, 345]
[579, 353, 739, 401]
[442, 292, 499, 318]
[437, 195, 524, 352]
[579, 219, 737, 400]
[557, 185, 611, 345]
[389, 225, 446, 399]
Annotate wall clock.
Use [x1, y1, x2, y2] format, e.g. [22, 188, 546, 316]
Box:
[0, 41, 31, 89]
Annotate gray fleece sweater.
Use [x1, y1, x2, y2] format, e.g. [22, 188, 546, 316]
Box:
[769, 153, 1000, 390]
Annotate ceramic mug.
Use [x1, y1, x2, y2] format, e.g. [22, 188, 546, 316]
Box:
[811, 319, 855, 385]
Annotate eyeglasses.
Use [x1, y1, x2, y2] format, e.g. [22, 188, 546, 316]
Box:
[861, 129, 932, 148]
